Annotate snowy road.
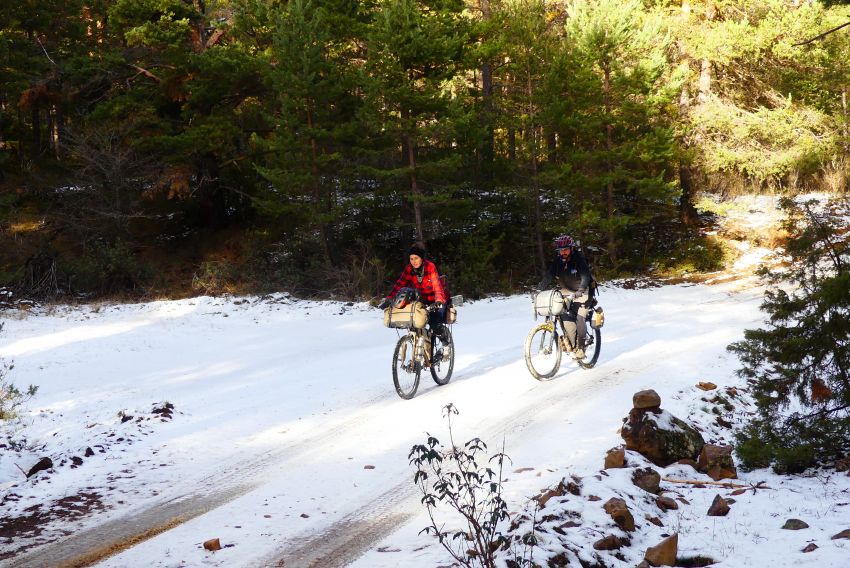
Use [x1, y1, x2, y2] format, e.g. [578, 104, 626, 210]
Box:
[1, 281, 771, 567]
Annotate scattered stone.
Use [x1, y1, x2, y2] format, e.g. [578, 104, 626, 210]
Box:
[632, 467, 661, 494]
[729, 489, 746, 496]
[831, 529, 850, 540]
[514, 467, 534, 473]
[801, 543, 818, 553]
[26, 457, 53, 478]
[644, 533, 678, 566]
[203, 538, 222, 551]
[697, 444, 737, 480]
[677, 458, 699, 470]
[707, 494, 730, 517]
[604, 446, 626, 469]
[696, 382, 717, 391]
[593, 535, 625, 550]
[603, 498, 635, 532]
[364, 465, 375, 470]
[300, 513, 309, 518]
[646, 515, 664, 527]
[656, 496, 678, 512]
[84, 447, 95, 457]
[70, 456, 83, 466]
[715, 416, 732, 429]
[587, 495, 601, 502]
[782, 519, 809, 530]
[633, 389, 662, 410]
[120, 414, 134, 424]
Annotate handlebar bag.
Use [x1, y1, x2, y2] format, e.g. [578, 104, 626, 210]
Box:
[384, 301, 428, 329]
[534, 289, 566, 317]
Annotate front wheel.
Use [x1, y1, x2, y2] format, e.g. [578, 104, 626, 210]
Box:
[577, 325, 601, 369]
[430, 327, 454, 386]
[393, 334, 421, 399]
[524, 322, 562, 380]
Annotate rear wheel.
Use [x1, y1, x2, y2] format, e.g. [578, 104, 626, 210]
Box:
[524, 322, 562, 380]
[393, 334, 420, 399]
[430, 327, 454, 386]
[577, 325, 601, 369]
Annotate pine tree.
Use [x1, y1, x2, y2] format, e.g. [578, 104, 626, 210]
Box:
[729, 197, 850, 473]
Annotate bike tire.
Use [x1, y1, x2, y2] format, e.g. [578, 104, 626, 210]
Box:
[430, 327, 454, 386]
[524, 322, 562, 380]
[578, 325, 601, 369]
[392, 334, 420, 399]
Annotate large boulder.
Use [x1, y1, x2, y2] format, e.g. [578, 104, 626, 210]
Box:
[697, 444, 737, 480]
[621, 407, 705, 467]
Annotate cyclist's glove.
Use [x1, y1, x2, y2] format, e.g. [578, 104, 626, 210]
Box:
[434, 302, 445, 310]
[377, 298, 391, 310]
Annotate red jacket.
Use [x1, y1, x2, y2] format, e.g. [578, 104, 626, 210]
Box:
[387, 260, 447, 304]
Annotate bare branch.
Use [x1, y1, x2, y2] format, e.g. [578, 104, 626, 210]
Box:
[793, 20, 850, 47]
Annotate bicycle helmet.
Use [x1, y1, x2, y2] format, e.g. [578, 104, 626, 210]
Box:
[393, 287, 419, 309]
[554, 234, 575, 250]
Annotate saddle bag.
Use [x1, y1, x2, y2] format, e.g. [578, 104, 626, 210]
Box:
[383, 301, 428, 329]
[533, 289, 566, 317]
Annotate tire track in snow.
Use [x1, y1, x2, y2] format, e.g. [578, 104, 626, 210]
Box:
[265, 352, 675, 567]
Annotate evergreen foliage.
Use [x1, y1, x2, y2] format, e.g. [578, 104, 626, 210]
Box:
[1, 0, 850, 299]
[729, 197, 850, 473]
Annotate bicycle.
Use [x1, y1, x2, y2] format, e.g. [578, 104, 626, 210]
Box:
[383, 292, 460, 399]
[524, 289, 603, 380]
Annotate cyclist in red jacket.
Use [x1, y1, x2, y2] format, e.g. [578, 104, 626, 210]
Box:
[378, 242, 449, 339]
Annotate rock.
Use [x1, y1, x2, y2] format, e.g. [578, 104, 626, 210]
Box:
[621, 409, 705, 467]
[203, 538, 222, 551]
[26, 457, 53, 478]
[603, 498, 635, 532]
[656, 496, 678, 512]
[587, 495, 601, 502]
[697, 444, 737, 480]
[604, 446, 626, 469]
[707, 494, 730, 517]
[84, 447, 95, 457]
[70, 456, 83, 466]
[801, 543, 818, 553]
[644, 533, 678, 566]
[593, 535, 625, 550]
[364, 465, 375, 469]
[636, 562, 652, 568]
[676, 458, 699, 470]
[536, 479, 573, 508]
[632, 467, 661, 494]
[782, 519, 809, 530]
[633, 389, 662, 410]
[696, 382, 717, 391]
[836, 455, 850, 472]
[831, 529, 850, 540]
[646, 515, 664, 527]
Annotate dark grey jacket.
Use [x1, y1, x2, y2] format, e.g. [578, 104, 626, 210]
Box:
[540, 250, 592, 293]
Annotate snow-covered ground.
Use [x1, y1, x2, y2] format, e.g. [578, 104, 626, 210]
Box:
[1, 275, 848, 567]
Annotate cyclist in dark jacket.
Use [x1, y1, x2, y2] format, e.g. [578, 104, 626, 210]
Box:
[378, 242, 449, 339]
[539, 234, 594, 358]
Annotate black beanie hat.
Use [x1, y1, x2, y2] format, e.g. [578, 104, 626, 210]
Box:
[407, 243, 427, 261]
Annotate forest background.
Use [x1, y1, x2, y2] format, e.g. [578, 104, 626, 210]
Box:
[2, 0, 850, 302]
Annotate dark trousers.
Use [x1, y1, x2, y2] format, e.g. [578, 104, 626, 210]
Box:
[429, 305, 447, 340]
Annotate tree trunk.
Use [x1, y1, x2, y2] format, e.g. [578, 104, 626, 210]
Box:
[602, 59, 618, 266]
[403, 129, 425, 243]
[31, 105, 42, 158]
[479, 0, 494, 182]
[307, 109, 336, 267]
